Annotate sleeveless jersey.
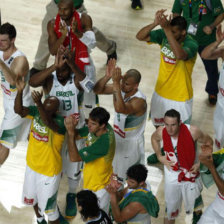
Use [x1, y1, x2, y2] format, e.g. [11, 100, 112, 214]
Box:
[217, 62, 224, 109]
[48, 72, 85, 128]
[0, 50, 32, 129]
[113, 90, 147, 139]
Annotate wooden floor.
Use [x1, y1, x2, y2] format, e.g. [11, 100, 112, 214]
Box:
[0, 0, 220, 223]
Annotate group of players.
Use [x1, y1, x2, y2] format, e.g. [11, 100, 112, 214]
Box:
[0, 0, 224, 223]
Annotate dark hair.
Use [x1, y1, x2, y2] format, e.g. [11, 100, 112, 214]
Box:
[164, 109, 181, 123]
[0, 22, 16, 39]
[126, 164, 148, 183]
[170, 16, 187, 31]
[126, 69, 141, 84]
[89, 107, 110, 126]
[76, 190, 100, 220]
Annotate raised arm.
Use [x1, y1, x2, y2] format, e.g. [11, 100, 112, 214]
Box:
[72, 13, 96, 49]
[32, 91, 59, 132]
[0, 55, 29, 86]
[159, 14, 188, 60]
[48, 19, 68, 55]
[93, 59, 115, 94]
[201, 25, 224, 60]
[136, 9, 165, 42]
[199, 145, 224, 195]
[14, 76, 29, 117]
[64, 116, 82, 162]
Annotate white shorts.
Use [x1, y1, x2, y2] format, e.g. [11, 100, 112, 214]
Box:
[95, 188, 110, 213]
[198, 193, 224, 224]
[113, 134, 145, 180]
[164, 167, 203, 220]
[62, 134, 85, 179]
[0, 118, 31, 149]
[150, 92, 193, 126]
[214, 103, 224, 149]
[22, 166, 61, 221]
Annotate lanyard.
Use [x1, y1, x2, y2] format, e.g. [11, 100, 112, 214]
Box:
[189, 0, 205, 21]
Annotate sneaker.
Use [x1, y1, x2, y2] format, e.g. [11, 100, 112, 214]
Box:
[131, 0, 143, 10]
[29, 67, 41, 77]
[65, 193, 77, 218]
[59, 213, 69, 224]
[107, 50, 117, 64]
[208, 94, 217, 105]
[192, 211, 202, 224]
[37, 219, 47, 224]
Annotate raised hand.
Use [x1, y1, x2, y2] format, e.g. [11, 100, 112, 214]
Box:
[54, 46, 66, 69]
[60, 20, 68, 37]
[203, 25, 213, 35]
[112, 67, 122, 83]
[154, 9, 167, 26]
[64, 115, 78, 135]
[106, 58, 116, 78]
[31, 90, 43, 106]
[15, 76, 26, 92]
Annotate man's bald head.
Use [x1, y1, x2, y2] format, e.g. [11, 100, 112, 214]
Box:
[125, 69, 141, 84]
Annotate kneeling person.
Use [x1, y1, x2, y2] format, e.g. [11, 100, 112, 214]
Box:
[107, 164, 159, 224]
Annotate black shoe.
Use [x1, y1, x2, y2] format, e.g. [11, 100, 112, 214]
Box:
[29, 67, 41, 77]
[131, 0, 143, 10]
[208, 94, 217, 106]
[107, 50, 117, 64]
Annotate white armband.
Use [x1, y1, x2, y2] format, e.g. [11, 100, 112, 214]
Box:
[79, 30, 96, 49]
[79, 75, 95, 93]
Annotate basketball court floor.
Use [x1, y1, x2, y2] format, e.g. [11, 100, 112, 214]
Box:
[0, 0, 221, 223]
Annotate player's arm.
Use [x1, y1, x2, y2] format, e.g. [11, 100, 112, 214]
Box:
[0, 55, 29, 86]
[151, 127, 175, 169]
[190, 125, 213, 146]
[160, 14, 189, 60]
[64, 116, 82, 162]
[48, 19, 67, 55]
[136, 9, 166, 42]
[171, 0, 182, 17]
[93, 59, 115, 95]
[201, 25, 224, 60]
[112, 67, 146, 115]
[199, 145, 224, 195]
[14, 76, 29, 117]
[72, 13, 96, 49]
[110, 194, 144, 223]
[32, 91, 60, 132]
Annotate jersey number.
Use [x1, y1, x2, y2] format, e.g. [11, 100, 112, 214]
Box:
[62, 100, 72, 111]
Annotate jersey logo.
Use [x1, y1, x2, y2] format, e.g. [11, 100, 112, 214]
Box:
[33, 120, 48, 134]
[24, 197, 34, 205]
[114, 124, 125, 138]
[31, 130, 49, 142]
[56, 91, 75, 97]
[219, 87, 224, 97]
[161, 46, 175, 59]
[1, 84, 11, 96]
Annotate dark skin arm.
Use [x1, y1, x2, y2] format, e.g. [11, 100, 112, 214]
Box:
[199, 145, 224, 195]
[14, 76, 29, 117]
[64, 116, 82, 162]
[32, 91, 60, 133]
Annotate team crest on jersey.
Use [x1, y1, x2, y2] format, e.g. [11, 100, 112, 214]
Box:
[161, 45, 176, 64]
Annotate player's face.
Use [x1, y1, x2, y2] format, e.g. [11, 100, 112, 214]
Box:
[87, 118, 102, 134]
[171, 26, 184, 42]
[126, 177, 139, 189]
[58, 2, 73, 21]
[56, 64, 71, 82]
[121, 76, 137, 93]
[164, 116, 180, 137]
[0, 34, 13, 51]
[43, 97, 59, 113]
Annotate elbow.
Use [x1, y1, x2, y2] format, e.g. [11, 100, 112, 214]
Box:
[136, 33, 144, 41]
[29, 79, 39, 87]
[114, 216, 125, 223]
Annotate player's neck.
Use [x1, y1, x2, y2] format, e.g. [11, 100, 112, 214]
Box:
[3, 45, 17, 61]
[124, 89, 138, 99]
